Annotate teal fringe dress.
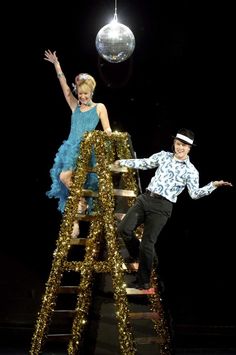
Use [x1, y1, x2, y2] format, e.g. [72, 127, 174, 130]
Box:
[46, 105, 99, 213]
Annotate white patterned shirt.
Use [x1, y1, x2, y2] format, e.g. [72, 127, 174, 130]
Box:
[119, 150, 216, 203]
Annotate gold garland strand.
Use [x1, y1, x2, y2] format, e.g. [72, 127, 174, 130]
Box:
[148, 271, 172, 355]
[95, 132, 136, 354]
[68, 131, 136, 354]
[30, 138, 92, 354]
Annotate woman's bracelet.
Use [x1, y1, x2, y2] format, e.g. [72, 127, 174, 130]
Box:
[57, 72, 64, 78]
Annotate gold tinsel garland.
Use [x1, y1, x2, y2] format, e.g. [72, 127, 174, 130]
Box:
[149, 271, 172, 355]
[67, 131, 136, 354]
[30, 131, 138, 354]
[30, 131, 170, 355]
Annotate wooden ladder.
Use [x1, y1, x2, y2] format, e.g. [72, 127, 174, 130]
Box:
[30, 131, 171, 355]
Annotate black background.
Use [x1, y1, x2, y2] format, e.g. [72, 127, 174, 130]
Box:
[2, 0, 235, 350]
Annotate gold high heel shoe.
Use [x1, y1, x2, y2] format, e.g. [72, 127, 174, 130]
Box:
[77, 198, 88, 214]
[71, 221, 80, 238]
[71, 199, 88, 239]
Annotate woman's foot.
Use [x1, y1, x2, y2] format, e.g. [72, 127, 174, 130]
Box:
[78, 198, 88, 214]
[71, 221, 80, 238]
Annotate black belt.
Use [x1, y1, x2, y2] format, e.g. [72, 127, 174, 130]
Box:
[146, 189, 166, 200]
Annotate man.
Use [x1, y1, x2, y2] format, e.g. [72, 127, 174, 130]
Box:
[114, 128, 232, 290]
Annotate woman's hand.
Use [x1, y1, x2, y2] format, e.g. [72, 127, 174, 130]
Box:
[105, 127, 112, 136]
[44, 49, 59, 65]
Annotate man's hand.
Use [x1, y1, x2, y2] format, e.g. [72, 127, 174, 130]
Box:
[213, 180, 233, 188]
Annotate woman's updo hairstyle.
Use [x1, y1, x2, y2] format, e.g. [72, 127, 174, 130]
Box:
[74, 73, 96, 94]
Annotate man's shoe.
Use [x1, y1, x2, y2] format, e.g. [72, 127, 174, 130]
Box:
[135, 282, 150, 290]
[128, 280, 150, 290]
[124, 256, 139, 272]
[124, 256, 139, 264]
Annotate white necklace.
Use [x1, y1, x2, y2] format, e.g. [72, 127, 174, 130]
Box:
[79, 100, 93, 107]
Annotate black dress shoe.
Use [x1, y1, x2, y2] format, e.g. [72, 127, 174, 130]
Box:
[128, 280, 150, 290]
[124, 256, 139, 263]
[135, 283, 150, 290]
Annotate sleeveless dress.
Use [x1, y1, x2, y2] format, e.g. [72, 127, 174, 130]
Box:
[46, 105, 99, 213]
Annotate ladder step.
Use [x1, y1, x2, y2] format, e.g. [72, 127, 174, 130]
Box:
[53, 310, 75, 316]
[81, 189, 98, 197]
[109, 164, 129, 173]
[114, 189, 136, 197]
[75, 212, 125, 222]
[70, 237, 87, 245]
[64, 261, 110, 273]
[136, 336, 166, 345]
[81, 189, 136, 197]
[47, 334, 71, 341]
[48, 334, 164, 345]
[78, 165, 129, 173]
[77, 213, 97, 221]
[58, 286, 80, 294]
[126, 287, 156, 295]
[129, 312, 159, 320]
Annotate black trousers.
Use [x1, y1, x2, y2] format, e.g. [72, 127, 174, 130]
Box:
[117, 191, 173, 284]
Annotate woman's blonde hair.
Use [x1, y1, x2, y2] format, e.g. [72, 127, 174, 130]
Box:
[75, 73, 96, 94]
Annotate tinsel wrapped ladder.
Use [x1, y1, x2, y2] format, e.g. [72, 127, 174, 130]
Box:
[30, 131, 171, 355]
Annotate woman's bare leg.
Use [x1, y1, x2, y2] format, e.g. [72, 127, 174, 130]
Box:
[59, 170, 73, 189]
[71, 221, 80, 238]
[60, 170, 81, 238]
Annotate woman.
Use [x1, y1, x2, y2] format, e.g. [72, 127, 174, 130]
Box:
[44, 49, 112, 237]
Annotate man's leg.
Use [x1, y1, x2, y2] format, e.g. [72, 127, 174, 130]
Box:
[137, 196, 173, 286]
[117, 195, 145, 261]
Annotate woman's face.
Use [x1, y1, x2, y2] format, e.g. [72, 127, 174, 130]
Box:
[78, 89, 92, 105]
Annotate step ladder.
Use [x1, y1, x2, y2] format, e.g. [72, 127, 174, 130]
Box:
[30, 131, 171, 355]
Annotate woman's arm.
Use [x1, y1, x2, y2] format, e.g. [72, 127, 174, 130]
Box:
[44, 49, 78, 111]
[97, 103, 112, 135]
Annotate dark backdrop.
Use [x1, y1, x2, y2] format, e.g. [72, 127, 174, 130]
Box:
[1, 0, 235, 351]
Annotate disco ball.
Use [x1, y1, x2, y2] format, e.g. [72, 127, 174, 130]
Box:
[95, 21, 135, 63]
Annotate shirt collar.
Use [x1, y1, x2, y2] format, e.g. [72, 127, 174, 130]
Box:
[173, 153, 190, 165]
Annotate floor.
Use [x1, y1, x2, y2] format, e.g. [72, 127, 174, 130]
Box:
[1, 272, 235, 355]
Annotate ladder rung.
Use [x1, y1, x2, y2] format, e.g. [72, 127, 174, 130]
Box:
[77, 213, 97, 221]
[136, 336, 166, 344]
[47, 334, 71, 341]
[70, 237, 87, 245]
[81, 189, 98, 197]
[109, 164, 129, 173]
[75, 213, 124, 223]
[64, 261, 110, 273]
[129, 312, 159, 320]
[77, 165, 130, 174]
[86, 167, 97, 173]
[81, 189, 136, 197]
[58, 286, 80, 294]
[126, 287, 155, 295]
[78, 165, 129, 173]
[114, 189, 136, 197]
[53, 310, 75, 316]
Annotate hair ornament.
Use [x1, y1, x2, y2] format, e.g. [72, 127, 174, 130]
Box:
[72, 82, 77, 93]
[75, 73, 90, 84]
[79, 73, 89, 80]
